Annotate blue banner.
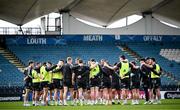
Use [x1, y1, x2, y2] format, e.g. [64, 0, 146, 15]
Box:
[6, 35, 66, 45]
[115, 35, 180, 42]
[5, 35, 180, 45]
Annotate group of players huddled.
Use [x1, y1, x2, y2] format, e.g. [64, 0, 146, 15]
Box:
[23, 55, 162, 106]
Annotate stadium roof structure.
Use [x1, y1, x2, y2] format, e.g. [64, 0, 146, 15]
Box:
[0, 0, 180, 26]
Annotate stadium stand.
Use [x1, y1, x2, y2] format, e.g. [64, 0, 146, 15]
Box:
[126, 42, 180, 85]
[160, 49, 180, 63]
[7, 42, 133, 65]
[0, 54, 23, 87]
[6, 41, 178, 88]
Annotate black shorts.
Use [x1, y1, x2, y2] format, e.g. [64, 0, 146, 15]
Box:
[151, 78, 161, 89]
[41, 81, 49, 88]
[131, 81, 140, 89]
[90, 77, 101, 87]
[74, 82, 78, 90]
[64, 79, 73, 88]
[99, 81, 103, 89]
[102, 79, 111, 89]
[121, 78, 130, 89]
[112, 81, 120, 90]
[77, 80, 87, 89]
[86, 81, 90, 90]
[32, 83, 41, 91]
[53, 79, 63, 89]
[24, 81, 32, 90]
[48, 83, 54, 90]
[142, 79, 151, 89]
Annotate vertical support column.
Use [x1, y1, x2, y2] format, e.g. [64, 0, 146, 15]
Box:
[144, 14, 153, 35]
[58, 10, 62, 35]
[62, 13, 70, 34]
[47, 14, 49, 31]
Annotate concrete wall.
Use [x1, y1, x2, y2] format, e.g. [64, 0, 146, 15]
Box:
[62, 13, 180, 35]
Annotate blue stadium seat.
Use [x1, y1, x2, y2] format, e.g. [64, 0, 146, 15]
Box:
[7, 42, 133, 65]
[0, 54, 23, 87]
[127, 42, 180, 85]
[6, 42, 180, 86]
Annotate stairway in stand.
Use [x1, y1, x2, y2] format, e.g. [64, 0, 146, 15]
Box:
[0, 46, 25, 72]
[117, 44, 141, 61]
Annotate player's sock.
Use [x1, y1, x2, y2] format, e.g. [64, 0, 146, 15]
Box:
[108, 100, 112, 105]
[41, 101, 45, 106]
[135, 100, 137, 104]
[32, 101, 35, 105]
[153, 99, 158, 104]
[117, 99, 120, 104]
[91, 100, 94, 105]
[95, 99, 98, 104]
[137, 100, 139, 104]
[25, 101, 31, 106]
[89, 100, 92, 105]
[63, 99, 68, 106]
[71, 99, 76, 106]
[105, 100, 108, 105]
[112, 99, 115, 104]
[87, 99, 89, 105]
[52, 100, 55, 105]
[157, 99, 161, 104]
[99, 98, 103, 104]
[34, 101, 37, 106]
[151, 99, 154, 103]
[102, 99, 106, 105]
[35, 101, 40, 106]
[80, 99, 83, 106]
[74, 98, 77, 105]
[37, 101, 40, 106]
[122, 99, 127, 105]
[59, 100, 63, 106]
[55, 101, 58, 106]
[84, 99, 88, 105]
[23, 101, 26, 105]
[23, 101, 27, 106]
[37, 101, 40, 105]
[125, 99, 127, 103]
[75, 99, 78, 106]
[131, 100, 135, 105]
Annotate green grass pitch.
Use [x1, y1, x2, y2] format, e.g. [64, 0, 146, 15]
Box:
[0, 99, 180, 110]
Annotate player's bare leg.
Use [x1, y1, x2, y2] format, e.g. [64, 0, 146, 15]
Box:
[59, 89, 63, 105]
[42, 87, 48, 106]
[135, 89, 140, 104]
[69, 88, 74, 105]
[78, 88, 83, 106]
[32, 91, 35, 106]
[49, 90, 54, 105]
[63, 86, 68, 105]
[108, 88, 112, 105]
[35, 91, 40, 106]
[90, 87, 95, 105]
[54, 88, 59, 105]
[94, 87, 99, 104]
[111, 89, 116, 104]
[23, 89, 30, 106]
[156, 88, 161, 104]
[103, 88, 108, 105]
[121, 89, 127, 105]
[131, 89, 136, 105]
